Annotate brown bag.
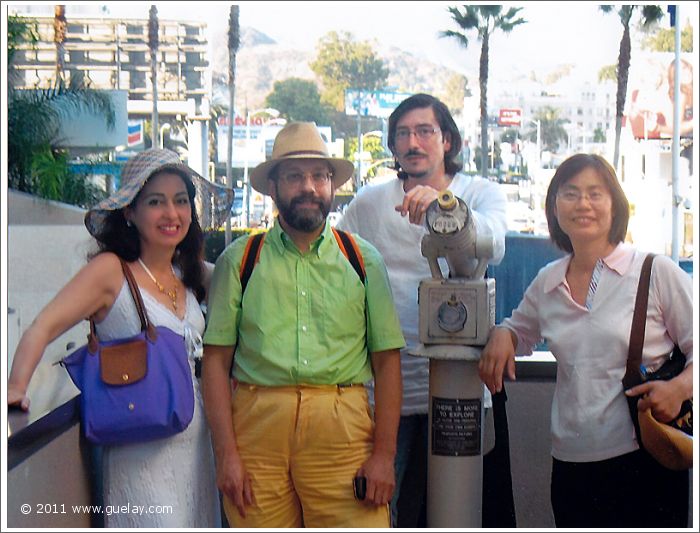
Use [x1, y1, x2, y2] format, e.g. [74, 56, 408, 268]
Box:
[622, 253, 692, 471]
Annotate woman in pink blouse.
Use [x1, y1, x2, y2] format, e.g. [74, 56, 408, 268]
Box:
[479, 154, 692, 527]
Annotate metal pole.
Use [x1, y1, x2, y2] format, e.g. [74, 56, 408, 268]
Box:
[245, 111, 251, 228]
[356, 95, 363, 191]
[225, 71, 235, 246]
[427, 355, 484, 527]
[536, 119, 541, 168]
[671, 5, 681, 263]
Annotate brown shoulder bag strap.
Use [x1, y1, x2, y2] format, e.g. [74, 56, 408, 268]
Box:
[119, 258, 158, 341]
[622, 253, 656, 390]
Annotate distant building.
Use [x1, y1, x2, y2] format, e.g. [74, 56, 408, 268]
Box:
[10, 7, 209, 110]
[10, 5, 212, 182]
[490, 78, 616, 154]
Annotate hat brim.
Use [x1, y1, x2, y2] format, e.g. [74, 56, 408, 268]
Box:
[85, 162, 233, 237]
[249, 155, 355, 194]
[638, 408, 693, 471]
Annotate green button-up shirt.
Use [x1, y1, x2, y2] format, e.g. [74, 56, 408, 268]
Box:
[203, 220, 405, 386]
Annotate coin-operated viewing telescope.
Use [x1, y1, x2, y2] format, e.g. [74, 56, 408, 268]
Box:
[409, 190, 495, 528]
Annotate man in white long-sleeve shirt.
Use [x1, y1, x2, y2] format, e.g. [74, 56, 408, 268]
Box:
[338, 93, 511, 527]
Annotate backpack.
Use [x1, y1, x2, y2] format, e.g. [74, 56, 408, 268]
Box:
[239, 227, 366, 294]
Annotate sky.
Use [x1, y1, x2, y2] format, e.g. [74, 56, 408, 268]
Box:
[10, 1, 699, 85]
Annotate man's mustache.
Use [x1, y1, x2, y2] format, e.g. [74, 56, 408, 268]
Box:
[404, 149, 426, 157]
[291, 194, 323, 208]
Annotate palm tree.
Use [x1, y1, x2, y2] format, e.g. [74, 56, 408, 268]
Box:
[7, 14, 39, 88]
[600, 5, 664, 170]
[225, 4, 240, 243]
[148, 5, 159, 147]
[526, 106, 569, 153]
[9, 84, 115, 198]
[442, 5, 526, 178]
[53, 5, 67, 84]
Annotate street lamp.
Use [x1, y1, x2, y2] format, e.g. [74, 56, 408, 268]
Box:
[159, 123, 171, 149]
[243, 108, 280, 227]
[526, 118, 541, 169]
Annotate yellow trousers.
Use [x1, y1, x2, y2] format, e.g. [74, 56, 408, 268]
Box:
[224, 383, 390, 528]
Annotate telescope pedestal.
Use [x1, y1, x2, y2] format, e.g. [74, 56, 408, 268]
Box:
[409, 345, 484, 528]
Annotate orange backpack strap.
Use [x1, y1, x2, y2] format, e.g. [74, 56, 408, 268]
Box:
[239, 233, 266, 294]
[332, 227, 366, 285]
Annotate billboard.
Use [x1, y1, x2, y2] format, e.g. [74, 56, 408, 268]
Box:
[344, 89, 413, 118]
[216, 116, 286, 167]
[625, 52, 693, 139]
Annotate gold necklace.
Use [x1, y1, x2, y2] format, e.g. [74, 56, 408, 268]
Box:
[138, 258, 179, 311]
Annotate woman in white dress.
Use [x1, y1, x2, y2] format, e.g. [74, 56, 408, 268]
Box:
[8, 149, 226, 527]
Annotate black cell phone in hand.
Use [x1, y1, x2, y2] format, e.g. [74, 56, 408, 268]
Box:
[353, 475, 367, 500]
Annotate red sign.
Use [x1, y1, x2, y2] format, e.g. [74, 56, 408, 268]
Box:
[498, 108, 522, 127]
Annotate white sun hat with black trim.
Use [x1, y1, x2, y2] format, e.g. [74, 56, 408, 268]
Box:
[84, 148, 233, 237]
[249, 122, 355, 194]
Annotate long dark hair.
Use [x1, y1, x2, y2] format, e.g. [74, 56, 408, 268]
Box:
[90, 168, 206, 301]
[545, 154, 630, 253]
[387, 93, 463, 179]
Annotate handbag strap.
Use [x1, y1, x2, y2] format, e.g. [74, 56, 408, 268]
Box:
[622, 253, 656, 390]
[622, 253, 656, 446]
[119, 258, 150, 331]
[87, 258, 158, 352]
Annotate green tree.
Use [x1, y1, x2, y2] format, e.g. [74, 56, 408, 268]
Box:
[309, 31, 389, 111]
[441, 5, 526, 178]
[526, 106, 568, 153]
[30, 146, 107, 208]
[7, 14, 38, 88]
[600, 5, 664, 170]
[642, 23, 693, 52]
[593, 127, 607, 143]
[346, 134, 389, 180]
[7, 14, 38, 65]
[9, 85, 115, 196]
[265, 78, 330, 123]
[598, 64, 617, 83]
[500, 128, 519, 144]
[440, 73, 469, 115]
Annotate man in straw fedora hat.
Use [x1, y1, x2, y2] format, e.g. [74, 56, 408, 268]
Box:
[202, 122, 405, 527]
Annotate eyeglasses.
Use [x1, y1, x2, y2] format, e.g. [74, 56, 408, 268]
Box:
[279, 170, 332, 186]
[557, 189, 609, 204]
[394, 126, 441, 143]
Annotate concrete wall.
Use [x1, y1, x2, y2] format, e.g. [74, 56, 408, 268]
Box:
[507, 378, 556, 527]
[7, 190, 93, 416]
[7, 424, 93, 528]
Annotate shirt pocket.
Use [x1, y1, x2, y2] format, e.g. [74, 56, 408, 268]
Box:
[322, 279, 366, 340]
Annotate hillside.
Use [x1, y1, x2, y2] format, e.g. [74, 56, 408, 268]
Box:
[210, 27, 474, 112]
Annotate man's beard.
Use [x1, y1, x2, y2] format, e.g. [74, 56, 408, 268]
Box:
[276, 189, 332, 232]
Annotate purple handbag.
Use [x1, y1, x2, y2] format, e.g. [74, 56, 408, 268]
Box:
[62, 259, 194, 446]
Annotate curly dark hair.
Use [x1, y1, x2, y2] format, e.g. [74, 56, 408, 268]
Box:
[90, 167, 205, 302]
[387, 93, 463, 179]
[545, 154, 630, 253]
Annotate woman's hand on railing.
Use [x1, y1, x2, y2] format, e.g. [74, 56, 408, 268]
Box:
[7, 384, 30, 411]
